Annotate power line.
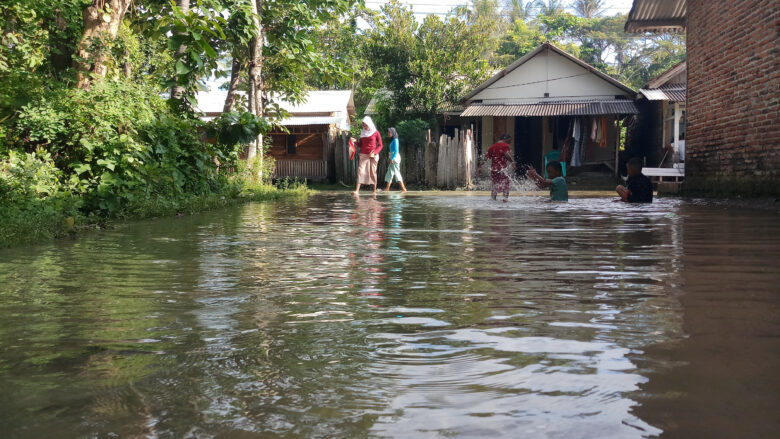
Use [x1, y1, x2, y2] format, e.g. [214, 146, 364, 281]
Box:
[484, 72, 590, 90]
[363, 1, 631, 11]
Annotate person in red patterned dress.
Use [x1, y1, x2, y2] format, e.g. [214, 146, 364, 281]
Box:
[484, 134, 515, 202]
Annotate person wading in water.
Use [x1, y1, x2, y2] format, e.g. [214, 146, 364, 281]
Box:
[353, 116, 383, 195]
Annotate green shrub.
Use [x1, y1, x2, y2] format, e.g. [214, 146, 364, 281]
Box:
[8, 82, 233, 213]
[0, 150, 83, 246]
[396, 119, 429, 147]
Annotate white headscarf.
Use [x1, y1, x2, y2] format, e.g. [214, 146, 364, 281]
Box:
[360, 116, 377, 138]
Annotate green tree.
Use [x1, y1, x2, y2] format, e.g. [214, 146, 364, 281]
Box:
[364, 1, 492, 132]
[533, 0, 565, 17]
[504, 0, 535, 22]
[496, 18, 546, 65]
[572, 0, 605, 18]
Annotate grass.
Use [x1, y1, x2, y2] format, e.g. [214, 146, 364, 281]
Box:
[0, 180, 312, 249]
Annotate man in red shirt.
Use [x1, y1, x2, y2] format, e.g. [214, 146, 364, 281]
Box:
[484, 134, 515, 202]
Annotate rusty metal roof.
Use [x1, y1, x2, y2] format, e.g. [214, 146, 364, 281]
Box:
[625, 0, 687, 33]
[640, 85, 686, 102]
[460, 101, 639, 117]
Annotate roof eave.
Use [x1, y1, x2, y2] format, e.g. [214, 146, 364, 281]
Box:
[625, 19, 686, 33]
[646, 60, 687, 88]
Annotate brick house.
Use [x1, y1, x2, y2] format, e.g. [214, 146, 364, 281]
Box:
[626, 0, 779, 195]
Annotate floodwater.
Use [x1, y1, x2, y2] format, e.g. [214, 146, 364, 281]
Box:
[1, 193, 778, 438]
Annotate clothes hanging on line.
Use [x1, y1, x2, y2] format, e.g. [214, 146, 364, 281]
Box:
[571, 117, 582, 167]
[599, 117, 608, 148]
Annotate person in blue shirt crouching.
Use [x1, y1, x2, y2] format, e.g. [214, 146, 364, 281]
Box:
[528, 161, 568, 202]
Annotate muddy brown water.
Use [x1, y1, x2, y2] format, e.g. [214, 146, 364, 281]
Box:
[1, 193, 778, 438]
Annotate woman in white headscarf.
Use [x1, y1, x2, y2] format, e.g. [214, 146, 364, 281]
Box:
[353, 116, 383, 195]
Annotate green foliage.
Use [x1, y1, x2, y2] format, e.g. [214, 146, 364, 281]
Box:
[496, 19, 546, 64]
[262, 0, 359, 103]
[0, 0, 86, 113]
[6, 82, 227, 213]
[0, 150, 71, 200]
[207, 111, 270, 148]
[0, 150, 83, 246]
[396, 119, 430, 147]
[153, 0, 229, 108]
[363, 1, 492, 127]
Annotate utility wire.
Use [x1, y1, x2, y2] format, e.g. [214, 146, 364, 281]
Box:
[483, 72, 590, 90]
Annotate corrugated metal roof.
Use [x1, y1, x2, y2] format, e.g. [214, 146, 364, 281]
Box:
[625, 0, 687, 33]
[461, 101, 639, 117]
[195, 89, 236, 114]
[270, 90, 354, 114]
[640, 85, 686, 101]
[195, 89, 354, 130]
[278, 116, 342, 126]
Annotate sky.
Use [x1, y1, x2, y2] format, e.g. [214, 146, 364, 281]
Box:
[364, 0, 634, 18]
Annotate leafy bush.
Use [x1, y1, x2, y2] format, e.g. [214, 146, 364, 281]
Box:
[0, 150, 83, 246]
[8, 82, 232, 212]
[206, 111, 270, 151]
[0, 149, 67, 200]
[396, 119, 429, 147]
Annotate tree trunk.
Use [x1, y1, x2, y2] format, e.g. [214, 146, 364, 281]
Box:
[122, 49, 132, 78]
[245, 0, 264, 165]
[171, 0, 191, 105]
[222, 57, 243, 113]
[75, 0, 132, 89]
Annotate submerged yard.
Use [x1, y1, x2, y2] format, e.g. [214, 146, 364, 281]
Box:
[1, 193, 778, 438]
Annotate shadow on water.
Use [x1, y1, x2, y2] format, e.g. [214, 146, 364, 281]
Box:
[0, 193, 778, 438]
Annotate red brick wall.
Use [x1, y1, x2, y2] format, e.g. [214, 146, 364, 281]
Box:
[686, 0, 780, 195]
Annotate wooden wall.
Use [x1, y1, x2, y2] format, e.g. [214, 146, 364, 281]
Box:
[268, 125, 328, 161]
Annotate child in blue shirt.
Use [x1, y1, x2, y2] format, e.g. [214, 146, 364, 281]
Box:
[384, 127, 407, 192]
[527, 161, 568, 201]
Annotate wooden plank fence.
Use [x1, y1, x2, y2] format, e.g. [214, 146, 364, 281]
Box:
[334, 129, 476, 189]
[334, 133, 358, 185]
[433, 128, 477, 189]
[275, 159, 327, 180]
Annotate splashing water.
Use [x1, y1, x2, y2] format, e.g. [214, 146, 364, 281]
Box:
[473, 160, 537, 194]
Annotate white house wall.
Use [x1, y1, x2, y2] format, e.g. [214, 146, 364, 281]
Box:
[471, 50, 631, 104]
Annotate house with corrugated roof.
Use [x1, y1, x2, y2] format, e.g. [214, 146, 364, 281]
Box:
[460, 42, 639, 176]
[631, 61, 687, 168]
[197, 89, 355, 182]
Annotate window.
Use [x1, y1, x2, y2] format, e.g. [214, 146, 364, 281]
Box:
[287, 135, 297, 155]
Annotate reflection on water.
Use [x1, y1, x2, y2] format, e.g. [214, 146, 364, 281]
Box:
[0, 194, 778, 438]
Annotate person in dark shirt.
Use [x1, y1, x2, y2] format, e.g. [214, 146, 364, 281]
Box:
[616, 157, 653, 203]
